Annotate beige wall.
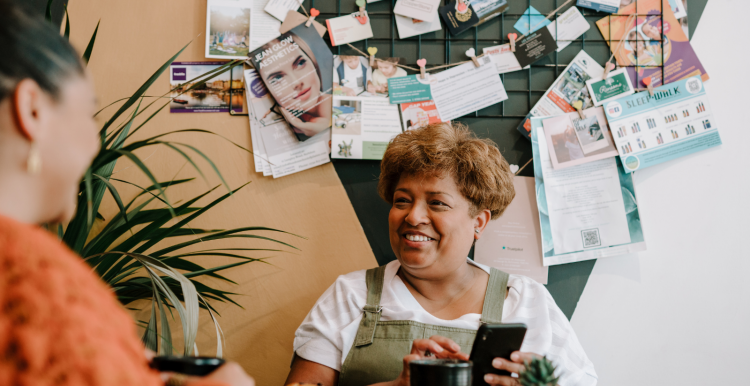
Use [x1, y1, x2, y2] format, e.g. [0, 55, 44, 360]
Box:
[67, 1, 378, 385]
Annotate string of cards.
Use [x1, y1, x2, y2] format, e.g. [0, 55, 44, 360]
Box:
[167, 0, 719, 281]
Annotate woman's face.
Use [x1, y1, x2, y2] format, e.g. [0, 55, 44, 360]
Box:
[265, 46, 321, 112]
[40, 75, 99, 223]
[389, 173, 484, 278]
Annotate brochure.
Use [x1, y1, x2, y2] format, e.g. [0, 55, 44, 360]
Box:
[205, 0, 252, 59]
[169, 62, 244, 113]
[264, 0, 301, 21]
[482, 44, 523, 74]
[439, 0, 509, 36]
[474, 176, 548, 284]
[279, 11, 327, 37]
[395, 14, 442, 38]
[393, 0, 441, 22]
[326, 12, 374, 46]
[400, 100, 444, 130]
[514, 6, 550, 35]
[531, 117, 646, 266]
[546, 6, 590, 52]
[541, 106, 619, 169]
[331, 96, 403, 160]
[430, 56, 508, 121]
[586, 68, 635, 106]
[576, 0, 619, 13]
[513, 27, 558, 68]
[249, 23, 334, 141]
[388, 74, 433, 104]
[596, 0, 708, 88]
[244, 69, 271, 175]
[603, 76, 721, 173]
[517, 50, 603, 139]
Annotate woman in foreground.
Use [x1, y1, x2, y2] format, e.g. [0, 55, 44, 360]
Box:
[0, 2, 252, 385]
[286, 123, 597, 385]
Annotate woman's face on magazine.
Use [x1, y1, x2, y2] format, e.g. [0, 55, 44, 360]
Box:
[265, 49, 321, 111]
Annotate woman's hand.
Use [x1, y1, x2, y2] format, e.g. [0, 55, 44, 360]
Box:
[342, 86, 356, 96]
[483, 351, 541, 386]
[382, 336, 469, 386]
[278, 108, 327, 137]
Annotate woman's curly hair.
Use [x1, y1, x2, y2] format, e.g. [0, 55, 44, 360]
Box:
[378, 122, 515, 219]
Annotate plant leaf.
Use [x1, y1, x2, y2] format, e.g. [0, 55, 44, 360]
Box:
[63, 4, 70, 40]
[45, 0, 53, 22]
[92, 173, 132, 233]
[83, 20, 99, 64]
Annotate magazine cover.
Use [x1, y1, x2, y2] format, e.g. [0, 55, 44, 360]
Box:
[249, 23, 334, 141]
[596, 0, 708, 88]
[169, 62, 244, 113]
[205, 0, 252, 59]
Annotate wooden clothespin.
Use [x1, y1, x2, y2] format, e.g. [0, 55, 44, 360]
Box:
[417, 58, 427, 79]
[305, 8, 319, 27]
[603, 62, 615, 80]
[508, 33, 517, 52]
[642, 76, 655, 96]
[355, 0, 367, 24]
[368, 47, 378, 67]
[572, 100, 585, 119]
[457, 0, 468, 12]
[466, 48, 480, 67]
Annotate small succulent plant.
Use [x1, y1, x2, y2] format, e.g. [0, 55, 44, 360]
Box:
[519, 356, 560, 386]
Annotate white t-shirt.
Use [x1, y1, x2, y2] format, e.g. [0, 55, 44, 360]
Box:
[333, 59, 371, 95]
[293, 259, 597, 385]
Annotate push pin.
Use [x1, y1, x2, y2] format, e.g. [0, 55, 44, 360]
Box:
[572, 100, 585, 119]
[306, 8, 319, 27]
[603, 61, 615, 79]
[355, 0, 368, 24]
[368, 47, 378, 67]
[642, 76, 655, 96]
[466, 48, 480, 67]
[508, 33, 517, 52]
[417, 58, 427, 79]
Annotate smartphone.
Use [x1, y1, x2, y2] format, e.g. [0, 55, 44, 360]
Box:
[150, 356, 225, 376]
[469, 323, 527, 386]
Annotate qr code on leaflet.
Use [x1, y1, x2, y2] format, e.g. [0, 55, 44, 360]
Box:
[581, 229, 601, 248]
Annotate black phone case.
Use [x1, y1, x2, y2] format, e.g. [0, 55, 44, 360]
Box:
[468, 323, 527, 386]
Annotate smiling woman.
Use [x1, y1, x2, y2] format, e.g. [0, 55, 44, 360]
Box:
[286, 123, 597, 386]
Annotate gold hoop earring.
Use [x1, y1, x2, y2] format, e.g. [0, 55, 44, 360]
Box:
[27, 141, 42, 175]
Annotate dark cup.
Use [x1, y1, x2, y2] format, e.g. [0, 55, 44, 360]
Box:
[150, 356, 225, 376]
[410, 359, 473, 386]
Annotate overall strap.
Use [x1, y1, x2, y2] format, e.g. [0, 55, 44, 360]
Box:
[479, 268, 510, 324]
[353, 265, 387, 347]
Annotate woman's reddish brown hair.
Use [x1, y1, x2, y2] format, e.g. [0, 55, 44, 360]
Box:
[378, 122, 515, 219]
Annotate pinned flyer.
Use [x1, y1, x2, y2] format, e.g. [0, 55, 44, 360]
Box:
[326, 10, 373, 46]
[586, 67, 635, 107]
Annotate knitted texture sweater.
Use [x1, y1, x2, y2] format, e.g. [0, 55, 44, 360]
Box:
[0, 214, 223, 386]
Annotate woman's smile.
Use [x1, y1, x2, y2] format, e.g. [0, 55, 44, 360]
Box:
[295, 86, 312, 100]
[402, 231, 437, 247]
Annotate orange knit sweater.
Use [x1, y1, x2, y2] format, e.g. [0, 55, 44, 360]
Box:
[0, 214, 225, 386]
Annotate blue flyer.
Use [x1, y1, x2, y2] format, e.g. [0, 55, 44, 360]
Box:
[603, 76, 721, 173]
[513, 6, 551, 35]
[387, 75, 433, 104]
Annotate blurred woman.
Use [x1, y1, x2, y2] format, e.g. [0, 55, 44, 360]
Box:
[286, 123, 597, 386]
[0, 2, 253, 385]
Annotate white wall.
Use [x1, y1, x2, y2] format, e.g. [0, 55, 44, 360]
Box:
[571, 1, 750, 384]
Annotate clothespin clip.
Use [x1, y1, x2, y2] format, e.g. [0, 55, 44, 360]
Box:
[417, 58, 427, 79]
[457, 0, 468, 12]
[368, 47, 378, 67]
[642, 76, 655, 96]
[355, 0, 367, 24]
[466, 48, 480, 67]
[572, 100, 585, 119]
[603, 61, 615, 80]
[306, 8, 319, 27]
[508, 33, 517, 52]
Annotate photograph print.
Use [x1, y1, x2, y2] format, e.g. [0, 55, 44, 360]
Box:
[205, 0, 252, 59]
[542, 107, 618, 169]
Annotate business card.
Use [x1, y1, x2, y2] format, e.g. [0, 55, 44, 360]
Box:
[395, 13, 442, 38]
[586, 68, 635, 106]
[393, 0, 441, 22]
[513, 26, 558, 68]
[325, 12, 374, 46]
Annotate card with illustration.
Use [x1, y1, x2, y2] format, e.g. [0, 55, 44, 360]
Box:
[603, 76, 721, 173]
[400, 100, 445, 130]
[388, 75, 433, 104]
[170, 62, 245, 113]
[586, 68, 635, 106]
[393, 0, 441, 22]
[542, 107, 618, 169]
[514, 6, 550, 35]
[205, 0, 252, 59]
[326, 12, 374, 46]
[513, 26, 558, 68]
[395, 13, 442, 38]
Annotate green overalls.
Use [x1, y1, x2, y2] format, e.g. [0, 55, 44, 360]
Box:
[338, 265, 509, 386]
